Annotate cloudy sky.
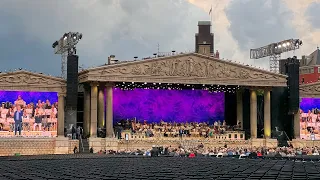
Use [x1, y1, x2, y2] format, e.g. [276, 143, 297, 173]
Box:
[0, 0, 319, 76]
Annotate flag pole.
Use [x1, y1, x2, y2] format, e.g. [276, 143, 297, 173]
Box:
[209, 5, 213, 31]
[210, 5, 212, 24]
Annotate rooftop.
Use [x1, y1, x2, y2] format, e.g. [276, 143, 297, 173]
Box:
[198, 21, 211, 26]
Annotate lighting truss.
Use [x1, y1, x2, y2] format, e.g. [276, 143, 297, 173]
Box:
[52, 32, 82, 79]
[250, 39, 302, 73]
[114, 82, 240, 93]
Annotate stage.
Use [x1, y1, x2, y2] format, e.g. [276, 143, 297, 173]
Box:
[0, 131, 57, 137]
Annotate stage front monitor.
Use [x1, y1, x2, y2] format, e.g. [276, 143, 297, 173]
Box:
[113, 88, 225, 124]
[300, 98, 320, 140]
[0, 90, 58, 137]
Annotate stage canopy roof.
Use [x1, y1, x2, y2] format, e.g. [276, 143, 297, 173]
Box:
[300, 82, 320, 97]
[79, 53, 287, 87]
[0, 70, 66, 94]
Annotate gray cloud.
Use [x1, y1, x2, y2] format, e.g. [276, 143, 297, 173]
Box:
[0, 0, 207, 75]
[306, 2, 320, 29]
[225, 0, 297, 52]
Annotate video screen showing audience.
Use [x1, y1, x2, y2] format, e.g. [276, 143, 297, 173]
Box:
[300, 98, 320, 140]
[113, 88, 225, 124]
[0, 91, 58, 137]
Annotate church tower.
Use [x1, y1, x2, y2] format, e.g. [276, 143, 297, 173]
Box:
[195, 21, 214, 56]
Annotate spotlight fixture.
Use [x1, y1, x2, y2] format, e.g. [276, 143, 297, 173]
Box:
[53, 32, 83, 79]
[52, 41, 59, 48]
[250, 38, 302, 73]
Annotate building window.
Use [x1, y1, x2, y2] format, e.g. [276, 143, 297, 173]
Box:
[318, 67, 320, 73]
[310, 68, 315, 73]
[302, 78, 305, 83]
[203, 48, 206, 54]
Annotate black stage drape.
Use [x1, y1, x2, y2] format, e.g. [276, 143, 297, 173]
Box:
[224, 92, 237, 126]
[242, 89, 251, 139]
[271, 87, 293, 139]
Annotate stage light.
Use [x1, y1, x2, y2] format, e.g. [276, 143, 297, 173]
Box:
[250, 38, 302, 73]
[52, 41, 58, 48]
[53, 32, 83, 79]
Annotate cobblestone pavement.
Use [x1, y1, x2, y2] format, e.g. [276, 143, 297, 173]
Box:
[0, 155, 319, 179]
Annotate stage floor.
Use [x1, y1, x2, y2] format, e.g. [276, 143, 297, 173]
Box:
[0, 131, 57, 137]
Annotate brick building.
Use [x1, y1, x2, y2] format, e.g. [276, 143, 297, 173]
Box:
[299, 48, 320, 84]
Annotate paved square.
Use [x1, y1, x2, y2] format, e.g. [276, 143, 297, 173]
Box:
[0, 155, 319, 179]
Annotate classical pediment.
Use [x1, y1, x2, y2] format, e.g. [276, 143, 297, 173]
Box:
[0, 70, 66, 93]
[300, 82, 320, 97]
[79, 53, 287, 87]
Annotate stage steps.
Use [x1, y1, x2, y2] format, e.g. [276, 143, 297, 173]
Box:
[79, 139, 90, 153]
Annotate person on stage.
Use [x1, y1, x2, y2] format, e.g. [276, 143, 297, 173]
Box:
[14, 95, 26, 108]
[14, 105, 23, 136]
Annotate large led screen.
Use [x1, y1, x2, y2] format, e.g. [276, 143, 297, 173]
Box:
[300, 98, 320, 139]
[0, 91, 58, 137]
[113, 88, 225, 124]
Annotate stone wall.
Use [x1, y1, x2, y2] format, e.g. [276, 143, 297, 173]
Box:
[0, 138, 79, 156]
[291, 139, 320, 148]
[116, 139, 252, 151]
[68, 140, 80, 154]
[0, 138, 55, 156]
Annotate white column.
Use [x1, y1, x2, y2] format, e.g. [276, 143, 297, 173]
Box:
[236, 90, 243, 130]
[250, 90, 257, 138]
[98, 84, 105, 129]
[57, 94, 65, 137]
[83, 84, 91, 137]
[264, 90, 271, 138]
[90, 82, 98, 137]
[106, 83, 114, 138]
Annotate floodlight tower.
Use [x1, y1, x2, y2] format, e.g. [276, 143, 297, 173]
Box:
[250, 39, 302, 73]
[52, 32, 83, 79]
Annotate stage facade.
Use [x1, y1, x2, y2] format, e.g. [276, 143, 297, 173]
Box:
[0, 71, 78, 156]
[79, 53, 289, 151]
[293, 82, 320, 147]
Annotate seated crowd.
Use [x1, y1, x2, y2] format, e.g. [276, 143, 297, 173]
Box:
[114, 119, 242, 138]
[0, 95, 58, 132]
[94, 145, 320, 158]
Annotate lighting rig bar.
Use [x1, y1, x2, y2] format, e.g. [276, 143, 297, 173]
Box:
[114, 82, 240, 93]
[250, 39, 302, 59]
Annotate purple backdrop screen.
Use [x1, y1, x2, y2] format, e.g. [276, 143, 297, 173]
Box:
[113, 88, 225, 124]
[0, 91, 58, 104]
[300, 98, 320, 112]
